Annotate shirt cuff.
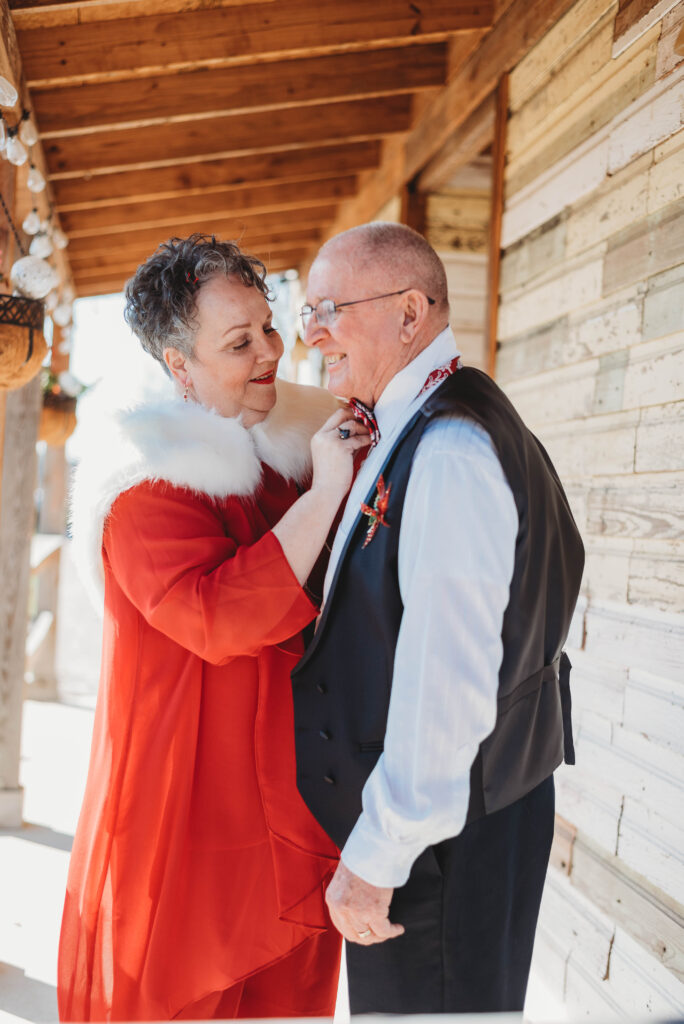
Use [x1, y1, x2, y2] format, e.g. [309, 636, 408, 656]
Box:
[340, 812, 427, 888]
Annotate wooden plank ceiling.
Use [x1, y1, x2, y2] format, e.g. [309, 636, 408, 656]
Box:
[10, 0, 495, 297]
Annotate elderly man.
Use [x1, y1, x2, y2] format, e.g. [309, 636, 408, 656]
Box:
[292, 222, 584, 1014]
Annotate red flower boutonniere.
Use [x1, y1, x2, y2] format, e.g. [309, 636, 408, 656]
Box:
[360, 475, 392, 548]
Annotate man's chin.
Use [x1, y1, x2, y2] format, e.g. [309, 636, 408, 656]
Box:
[326, 370, 354, 401]
[328, 385, 355, 403]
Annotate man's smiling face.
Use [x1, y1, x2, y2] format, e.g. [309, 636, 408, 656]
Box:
[303, 247, 412, 406]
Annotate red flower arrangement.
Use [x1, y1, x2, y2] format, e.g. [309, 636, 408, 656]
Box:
[360, 475, 392, 548]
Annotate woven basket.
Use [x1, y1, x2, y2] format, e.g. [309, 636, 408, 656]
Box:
[0, 295, 47, 391]
[39, 395, 77, 446]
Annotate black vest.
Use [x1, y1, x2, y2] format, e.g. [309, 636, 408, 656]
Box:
[292, 368, 585, 851]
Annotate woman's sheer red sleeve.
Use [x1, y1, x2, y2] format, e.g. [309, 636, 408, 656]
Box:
[103, 481, 317, 663]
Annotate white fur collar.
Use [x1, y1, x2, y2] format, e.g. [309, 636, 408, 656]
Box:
[71, 379, 338, 607]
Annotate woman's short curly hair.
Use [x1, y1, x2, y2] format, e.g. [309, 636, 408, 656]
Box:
[124, 234, 270, 370]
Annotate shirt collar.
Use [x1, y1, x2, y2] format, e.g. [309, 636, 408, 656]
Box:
[373, 325, 461, 440]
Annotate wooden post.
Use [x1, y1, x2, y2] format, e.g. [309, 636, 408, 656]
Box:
[25, 442, 67, 701]
[0, 376, 41, 824]
[400, 177, 428, 234]
[0, 136, 38, 824]
[26, 322, 71, 702]
[0, 391, 6, 523]
[486, 73, 508, 379]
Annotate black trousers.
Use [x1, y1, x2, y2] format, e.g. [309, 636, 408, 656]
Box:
[346, 774, 555, 1014]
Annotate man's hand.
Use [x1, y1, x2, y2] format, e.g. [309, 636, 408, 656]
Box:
[325, 860, 405, 945]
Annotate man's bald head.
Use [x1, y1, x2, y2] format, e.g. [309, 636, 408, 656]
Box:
[317, 222, 449, 316]
[304, 222, 451, 405]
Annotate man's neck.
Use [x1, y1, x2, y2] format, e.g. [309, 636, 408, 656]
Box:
[368, 321, 450, 408]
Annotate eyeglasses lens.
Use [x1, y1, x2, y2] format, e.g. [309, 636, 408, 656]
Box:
[301, 299, 337, 327]
[317, 299, 336, 326]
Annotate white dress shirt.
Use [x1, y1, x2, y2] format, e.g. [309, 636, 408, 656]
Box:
[322, 327, 519, 888]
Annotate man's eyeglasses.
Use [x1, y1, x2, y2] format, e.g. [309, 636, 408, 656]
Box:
[300, 289, 435, 329]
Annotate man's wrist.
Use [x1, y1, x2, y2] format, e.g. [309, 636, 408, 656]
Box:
[341, 815, 426, 889]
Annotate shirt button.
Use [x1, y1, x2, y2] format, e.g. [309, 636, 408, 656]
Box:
[324, 774, 336, 785]
[316, 682, 327, 694]
[319, 729, 331, 741]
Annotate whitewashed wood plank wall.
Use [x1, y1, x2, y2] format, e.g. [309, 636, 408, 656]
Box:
[431, 159, 492, 370]
[497, 0, 684, 1015]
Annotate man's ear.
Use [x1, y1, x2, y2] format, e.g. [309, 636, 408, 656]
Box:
[163, 346, 190, 388]
[399, 290, 429, 345]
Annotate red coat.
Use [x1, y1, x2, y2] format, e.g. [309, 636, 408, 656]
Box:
[58, 383, 341, 1021]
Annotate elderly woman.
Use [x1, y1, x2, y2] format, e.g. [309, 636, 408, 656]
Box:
[58, 235, 368, 1021]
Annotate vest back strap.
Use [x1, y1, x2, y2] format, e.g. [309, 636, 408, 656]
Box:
[496, 657, 561, 715]
[494, 652, 574, 766]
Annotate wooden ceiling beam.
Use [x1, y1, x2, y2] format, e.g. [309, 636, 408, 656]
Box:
[72, 278, 134, 297]
[68, 229, 322, 270]
[297, 0, 579, 273]
[59, 177, 356, 237]
[17, 1, 495, 87]
[416, 92, 496, 193]
[72, 246, 309, 288]
[74, 259, 303, 297]
[10, 0, 275, 31]
[34, 43, 448, 136]
[403, 0, 577, 182]
[67, 225, 323, 257]
[50, 140, 383, 209]
[43, 95, 413, 176]
[62, 204, 338, 258]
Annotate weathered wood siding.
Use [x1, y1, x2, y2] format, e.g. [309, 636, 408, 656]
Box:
[442, 250, 489, 370]
[497, 0, 684, 1014]
[427, 159, 492, 370]
[374, 171, 492, 369]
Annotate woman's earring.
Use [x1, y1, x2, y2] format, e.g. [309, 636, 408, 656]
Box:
[183, 381, 189, 403]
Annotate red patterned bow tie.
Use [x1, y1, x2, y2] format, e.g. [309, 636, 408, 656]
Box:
[349, 355, 461, 448]
[349, 397, 380, 447]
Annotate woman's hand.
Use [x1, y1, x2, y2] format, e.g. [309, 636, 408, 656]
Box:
[310, 407, 371, 500]
[272, 407, 370, 586]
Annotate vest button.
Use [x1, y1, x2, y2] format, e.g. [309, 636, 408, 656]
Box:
[324, 774, 335, 785]
[316, 683, 327, 694]
[319, 729, 331, 740]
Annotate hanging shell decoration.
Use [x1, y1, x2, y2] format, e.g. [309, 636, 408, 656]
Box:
[11, 254, 59, 299]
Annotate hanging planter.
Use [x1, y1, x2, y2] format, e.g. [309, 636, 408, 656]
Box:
[39, 369, 86, 446]
[0, 293, 47, 391]
[39, 391, 77, 446]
